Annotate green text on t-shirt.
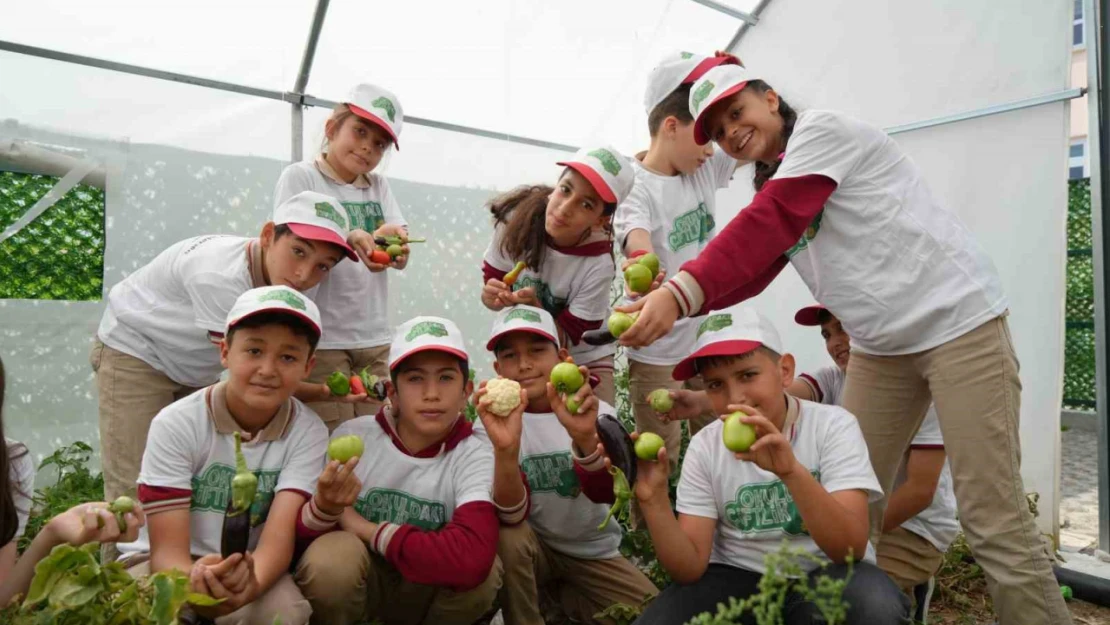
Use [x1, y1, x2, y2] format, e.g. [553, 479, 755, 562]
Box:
[668, 203, 715, 252]
[341, 200, 385, 231]
[723, 470, 820, 536]
[355, 488, 447, 531]
[514, 276, 566, 316]
[521, 452, 581, 499]
[785, 210, 824, 259]
[191, 464, 281, 526]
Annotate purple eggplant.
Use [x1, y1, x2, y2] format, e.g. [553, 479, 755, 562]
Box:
[596, 414, 637, 487]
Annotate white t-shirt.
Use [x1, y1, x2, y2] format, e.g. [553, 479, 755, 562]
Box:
[98, 236, 263, 388]
[335, 410, 494, 530]
[7, 439, 35, 541]
[800, 365, 958, 551]
[274, 159, 406, 350]
[677, 399, 881, 573]
[483, 226, 616, 365]
[775, 110, 1008, 356]
[124, 384, 328, 558]
[472, 401, 622, 559]
[614, 150, 735, 366]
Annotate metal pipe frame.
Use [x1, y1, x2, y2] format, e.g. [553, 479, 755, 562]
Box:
[689, 0, 758, 25]
[726, 0, 773, 51]
[291, 0, 331, 162]
[885, 88, 1086, 135]
[1086, 0, 1110, 553]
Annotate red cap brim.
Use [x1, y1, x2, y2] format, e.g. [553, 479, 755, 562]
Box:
[286, 223, 358, 261]
[228, 309, 321, 339]
[389, 345, 469, 371]
[693, 81, 749, 146]
[486, 327, 559, 352]
[682, 56, 740, 85]
[348, 104, 400, 149]
[794, 305, 827, 327]
[556, 161, 617, 204]
[672, 339, 763, 381]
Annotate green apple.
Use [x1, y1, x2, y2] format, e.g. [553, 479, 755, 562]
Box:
[638, 253, 661, 279]
[722, 411, 757, 453]
[648, 389, 674, 413]
[608, 312, 637, 338]
[624, 263, 653, 294]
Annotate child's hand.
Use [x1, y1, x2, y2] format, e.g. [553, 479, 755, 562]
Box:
[482, 279, 515, 311]
[45, 501, 146, 547]
[315, 458, 362, 516]
[191, 552, 259, 617]
[548, 370, 600, 453]
[475, 381, 526, 458]
[373, 224, 410, 270]
[656, 389, 708, 423]
[507, 287, 540, 308]
[715, 50, 743, 66]
[725, 404, 800, 478]
[622, 433, 670, 504]
[347, 230, 389, 273]
[616, 288, 681, 347]
[621, 258, 667, 300]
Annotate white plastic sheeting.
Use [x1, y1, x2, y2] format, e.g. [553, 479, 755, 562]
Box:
[715, 0, 1072, 534]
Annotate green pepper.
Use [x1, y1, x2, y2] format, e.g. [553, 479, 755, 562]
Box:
[358, 367, 388, 401]
[326, 371, 351, 396]
[597, 466, 631, 530]
[229, 431, 258, 517]
[375, 235, 426, 247]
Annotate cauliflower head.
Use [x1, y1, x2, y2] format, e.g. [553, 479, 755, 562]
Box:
[486, 378, 523, 417]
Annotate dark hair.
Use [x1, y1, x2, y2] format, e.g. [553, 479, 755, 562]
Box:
[816, 309, 834, 326]
[226, 311, 321, 354]
[493, 332, 560, 356]
[273, 224, 294, 242]
[648, 83, 694, 136]
[695, 346, 781, 374]
[745, 80, 798, 192]
[389, 354, 469, 386]
[0, 356, 28, 547]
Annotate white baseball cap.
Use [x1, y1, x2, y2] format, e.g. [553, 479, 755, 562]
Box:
[225, 285, 322, 339]
[644, 51, 741, 115]
[673, 304, 783, 381]
[390, 316, 469, 371]
[273, 191, 357, 261]
[486, 305, 559, 351]
[345, 83, 404, 149]
[556, 145, 635, 205]
[689, 65, 762, 146]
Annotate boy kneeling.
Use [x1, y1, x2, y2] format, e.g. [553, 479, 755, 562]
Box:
[124, 286, 331, 624]
[474, 306, 658, 624]
[296, 316, 501, 625]
[632, 305, 909, 625]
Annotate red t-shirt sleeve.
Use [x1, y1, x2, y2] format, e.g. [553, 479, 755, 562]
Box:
[574, 461, 616, 505]
[680, 175, 837, 314]
[379, 501, 499, 591]
[483, 261, 508, 284]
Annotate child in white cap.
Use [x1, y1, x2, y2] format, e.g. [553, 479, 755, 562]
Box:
[618, 63, 1070, 623]
[274, 83, 411, 431]
[628, 304, 908, 625]
[93, 191, 357, 535]
[123, 286, 341, 625]
[471, 305, 658, 624]
[615, 50, 742, 474]
[480, 145, 635, 404]
[295, 316, 502, 625]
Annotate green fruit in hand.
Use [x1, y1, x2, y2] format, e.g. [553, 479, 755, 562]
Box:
[326, 371, 350, 396]
[108, 496, 136, 532]
[638, 253, 661, 279]
[635, 432, 665, 461]
[624, 263, 653, 294]
[386, 244, 405, 258]
[723, 411, 757, 452]
[328, 434, 365, 464]
[648, 389, 673, 413]
[608, 312, 636, 338]
[550, 361, 585, 395]
[566, 396, 581, 415]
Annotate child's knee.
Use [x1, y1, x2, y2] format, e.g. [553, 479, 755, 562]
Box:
[497, 522, 538, 567]
[431, 555, 503, 621]
[295, 531, 369, 602]
[839, 563, 911, 625]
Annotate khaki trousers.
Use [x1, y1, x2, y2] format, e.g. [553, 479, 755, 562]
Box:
[304, 346, 390, 432]
[842, 316, 1071, 625]
[295, 530, 501, 625]
[583, 355, 616, 406]
[875, 527, 944, 594]
[628, 360, 715, 474]
[496, 522, 658, 625]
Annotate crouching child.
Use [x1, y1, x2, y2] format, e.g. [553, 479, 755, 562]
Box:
[630, 305, 909, 625]
[295, 316, 502, 625]
[122, 286, 332, 624]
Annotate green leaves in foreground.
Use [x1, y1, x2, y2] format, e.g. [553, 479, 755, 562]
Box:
[2, 542, 222, 625]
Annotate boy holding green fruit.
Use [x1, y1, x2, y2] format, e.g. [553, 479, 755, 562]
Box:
[472, 305, 658, 625]
[122, 286, 352, 625]
[627, 304, 909, 625]
[295, 316, 503, 625]
[613, 50, 743, 472]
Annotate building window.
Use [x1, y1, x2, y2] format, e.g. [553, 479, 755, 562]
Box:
[1075, 0, 1085, 47]
[1070, 138, 1089, 180]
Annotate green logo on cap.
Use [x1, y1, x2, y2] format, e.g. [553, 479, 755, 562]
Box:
[697, 313, 732, 339]
[314, 202, 347, 229]
[372, 96, 396, 123]
[587, 149, 622, 177]
[692, 80, 715, 114]
[505, 309, 542, 325]
[680, 51, 695, 59]
[258, 289, 307, 311]
[406, 321, 449, 342]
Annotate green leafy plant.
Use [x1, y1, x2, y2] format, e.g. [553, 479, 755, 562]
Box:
[19, 442, 107, 553]
[0, 542, 221, 624]
[593, 594, 655, 625]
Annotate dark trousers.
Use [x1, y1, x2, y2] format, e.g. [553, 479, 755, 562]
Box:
[634, 561, 910, 625]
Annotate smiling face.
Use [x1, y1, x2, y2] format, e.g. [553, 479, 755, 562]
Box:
[493, 332, 566, 407]
[259, 223, 344, 292]
[388, 350, 473, 449]
[324, 110, 393, 182]
[698, 348, 794, 426]
[820, 314, 851, 371]
[703, 86, 785, 163]
[544, 168, 609, 246]
[221, 321, 316, 420]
